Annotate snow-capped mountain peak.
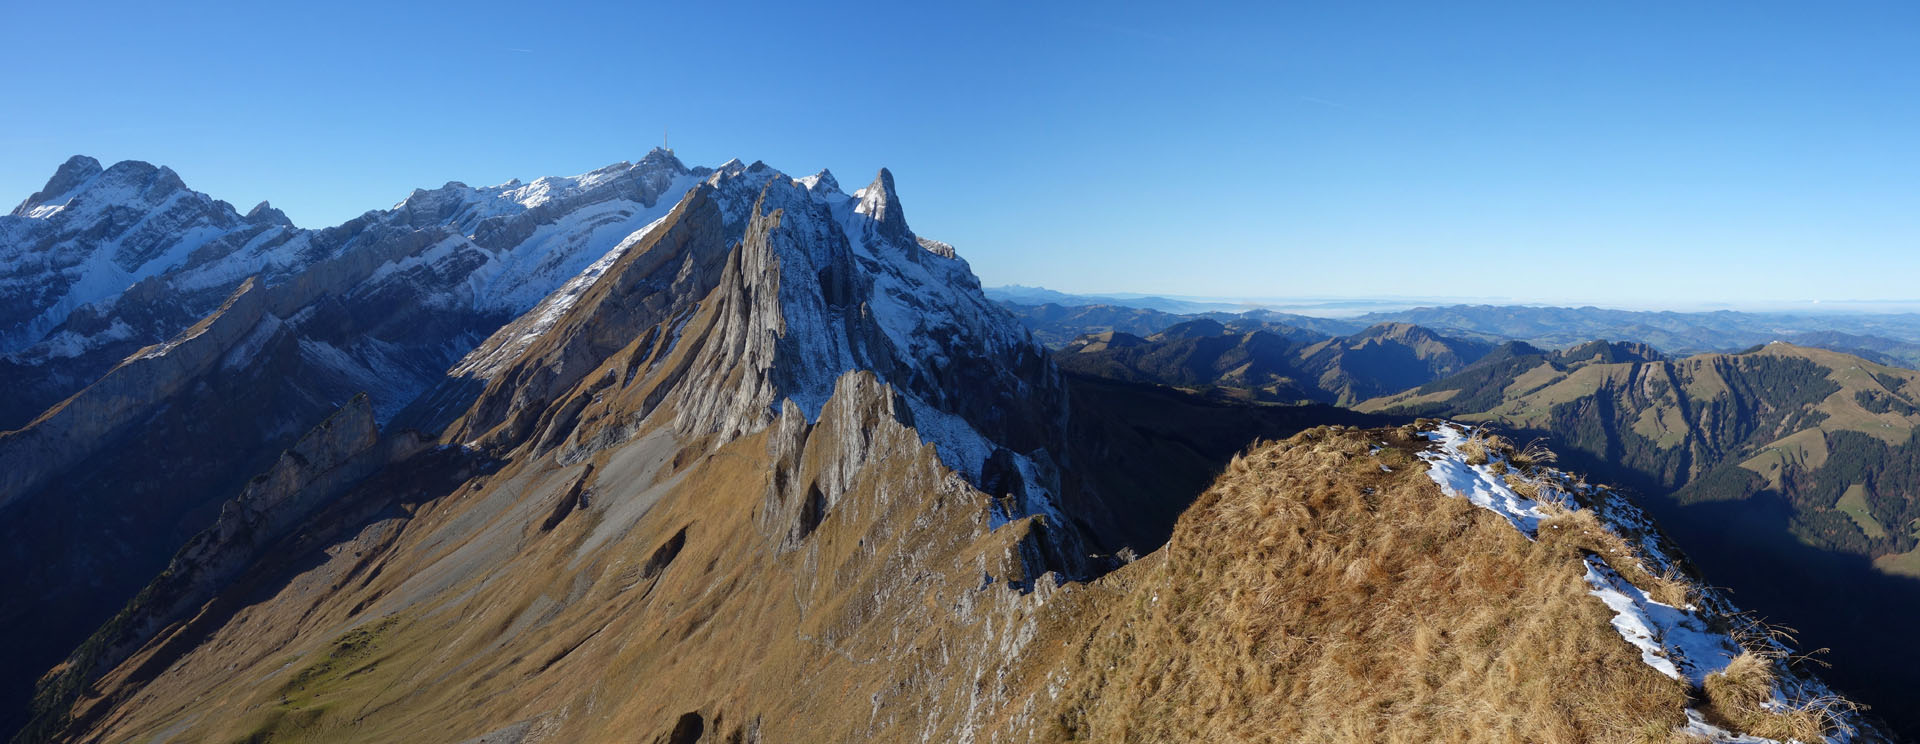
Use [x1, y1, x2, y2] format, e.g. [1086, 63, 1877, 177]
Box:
[798, 168, 841, 195]
[10, 154, 105, 217]
[243, 200, 292, 227]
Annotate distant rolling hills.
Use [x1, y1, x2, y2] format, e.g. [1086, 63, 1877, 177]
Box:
[1053, 319, 1491, 406]
[996, 292, 1920, 370]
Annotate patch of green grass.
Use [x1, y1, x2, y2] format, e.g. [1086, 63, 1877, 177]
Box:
[279, 618, 394, 707]
[227, 617, 401, 743]
[1874, 546, 1920, 579]
[1836, 484, 1888, 540]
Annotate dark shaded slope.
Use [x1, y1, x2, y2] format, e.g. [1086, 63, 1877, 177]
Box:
[1057, 372, 1401, 553]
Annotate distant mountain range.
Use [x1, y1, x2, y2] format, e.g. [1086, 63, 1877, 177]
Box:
[985, 285, 1259, 314]
[983, 285, 1497, 317]
[996, 290, 1920, 369]
[1354, 304, 1920, 361]
[1055, 319, 1491, 406]
[999, 302, 1363, 348]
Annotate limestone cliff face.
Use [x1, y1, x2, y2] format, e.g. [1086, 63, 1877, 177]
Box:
[435, 164, 1079, 561]
[0, 277, 268, 507]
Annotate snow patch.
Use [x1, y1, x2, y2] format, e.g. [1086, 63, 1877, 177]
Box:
[1682, 709, 1792, 744]
[1418, 424, 1566, 536]
[1416, 422, 1856, 743]
[1581, 558, 1738, 683]
[449, 212, 675, 380]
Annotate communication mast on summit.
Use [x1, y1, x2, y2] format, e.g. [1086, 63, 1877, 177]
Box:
[663, 126, 673, 156]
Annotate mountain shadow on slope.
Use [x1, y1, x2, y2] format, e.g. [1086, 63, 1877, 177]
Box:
[1057, 372, 1402, 553]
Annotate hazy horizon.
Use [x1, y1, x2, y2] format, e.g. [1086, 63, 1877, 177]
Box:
[984, 284, 1920, 318]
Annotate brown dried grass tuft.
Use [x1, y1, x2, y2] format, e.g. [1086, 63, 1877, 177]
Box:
[1509, 439, 1559, 471]
[1702, 649, 1856, 743]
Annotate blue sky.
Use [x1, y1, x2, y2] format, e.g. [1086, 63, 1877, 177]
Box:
[3, 1, 1917, 307]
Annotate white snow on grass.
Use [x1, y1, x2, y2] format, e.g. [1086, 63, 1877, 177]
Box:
[1415, 422, 1853, 743]
[1582, 557, 1738, 684]
[1419, 424, 1735, 681]
[1417, 424, 1565, 536]
[1682, 709, 1796, 744]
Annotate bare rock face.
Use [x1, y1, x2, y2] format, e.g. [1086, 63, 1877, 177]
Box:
[761, 371, 918, 552]
[441, 182, 737, 450]
[0, 277, 269, 507]
[440, 164, 1074, 543]
[175, 393, 388, 576]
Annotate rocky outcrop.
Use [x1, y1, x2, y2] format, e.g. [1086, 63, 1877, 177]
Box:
[443, 182, 737, 450]
[0, 277, 269, 507]
[9, 156, 102, 215]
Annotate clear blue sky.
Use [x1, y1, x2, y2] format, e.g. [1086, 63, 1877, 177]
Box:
[4, 1, 1917, 307]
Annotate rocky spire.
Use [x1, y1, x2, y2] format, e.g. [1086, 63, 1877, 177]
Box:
[853, 168, 912, 245]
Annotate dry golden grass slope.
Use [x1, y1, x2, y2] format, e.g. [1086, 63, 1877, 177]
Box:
[58, 416, 1887, 743]
[1018, 425, 1879, 744]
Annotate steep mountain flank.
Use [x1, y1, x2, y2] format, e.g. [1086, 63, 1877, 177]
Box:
[39, 419, 1889, 742]
[1360, 341, 1920, 733]
[0, 150, 712, 732]
[15, 395, 436, 743]
[1055, 320, 1490, 405]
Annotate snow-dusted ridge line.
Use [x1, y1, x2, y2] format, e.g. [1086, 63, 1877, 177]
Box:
[719, 161, 1067, 537]
[2, 151, 701, 368]
[429, 156, 1067, 554]
[1416, 423, 1858, 744]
